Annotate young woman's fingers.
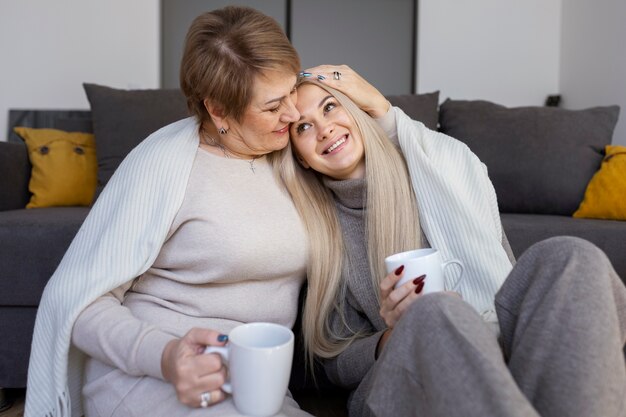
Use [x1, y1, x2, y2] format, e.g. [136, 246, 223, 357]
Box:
[380, 266, 404, 298]
[392, 283, 425, 320]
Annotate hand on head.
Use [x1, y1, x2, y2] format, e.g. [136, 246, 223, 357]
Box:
[161, 328, 228, 408]
[300, 64, 390, 118]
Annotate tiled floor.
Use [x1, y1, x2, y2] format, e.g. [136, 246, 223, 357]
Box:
[0, 389, 24, 417]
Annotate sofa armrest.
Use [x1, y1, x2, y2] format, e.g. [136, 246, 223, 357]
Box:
[0, 141, 31, 210]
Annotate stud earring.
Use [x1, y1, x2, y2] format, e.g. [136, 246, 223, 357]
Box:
[218, 127, 227, 135]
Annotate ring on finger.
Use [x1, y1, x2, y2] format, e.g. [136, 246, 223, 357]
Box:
[200, 391, 211, 408]
[333, 71, 342, 80]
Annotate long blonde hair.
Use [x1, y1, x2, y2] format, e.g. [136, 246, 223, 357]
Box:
[271, 80, 421, 369]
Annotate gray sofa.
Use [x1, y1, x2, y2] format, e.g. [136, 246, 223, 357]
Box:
[1, 85, 624, 417]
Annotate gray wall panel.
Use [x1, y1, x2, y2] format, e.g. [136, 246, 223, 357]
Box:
[161, 0, 287, 88]
[291, 0, 415, 95]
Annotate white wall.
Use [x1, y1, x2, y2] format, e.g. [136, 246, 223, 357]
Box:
[560, 0, 626, 145]
[417, 0, 562, 107]
[3, 1, 624, 145]
[0, 0, 160, 141]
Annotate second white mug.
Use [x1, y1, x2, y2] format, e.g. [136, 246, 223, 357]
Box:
[385, 248, 465, 293]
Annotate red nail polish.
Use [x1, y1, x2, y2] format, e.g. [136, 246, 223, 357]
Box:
[415, 282, 425, 294]
[394, 265, 404, 276]
[412, 275, 426, 285]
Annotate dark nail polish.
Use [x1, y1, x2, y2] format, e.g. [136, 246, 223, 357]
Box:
[412, 274, 426, 285]
[415, 282, 425, 294]
[217, 334, 228, 343]
[394, 265, 405, 276]
[317, 74, 326, 80]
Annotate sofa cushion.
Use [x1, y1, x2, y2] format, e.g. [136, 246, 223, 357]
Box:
[574, 145, 626, 221]
[439, 100, 620, 215]
[387, 91, 439, 131]
[13, 128, 97, 208]
[7, 109, 92, 143]
[0, 142, 31, 211]
[83, 84, 189, 192]
[501, 213, 626, 283]
[0, 207, 89, 306]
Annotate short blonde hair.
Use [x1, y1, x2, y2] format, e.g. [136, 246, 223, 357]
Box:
[180, 6, 300, 123]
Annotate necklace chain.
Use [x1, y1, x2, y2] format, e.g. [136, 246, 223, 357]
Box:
[201, 132, 259, 173]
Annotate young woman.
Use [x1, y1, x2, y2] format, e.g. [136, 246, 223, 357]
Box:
[276, 67, 626, 417]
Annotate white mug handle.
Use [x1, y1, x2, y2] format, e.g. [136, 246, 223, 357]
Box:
[203, 346, 233, 393]
[442, 259, 465, 291]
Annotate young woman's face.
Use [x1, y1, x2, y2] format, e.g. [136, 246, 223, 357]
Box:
[290, 84, 365, 180]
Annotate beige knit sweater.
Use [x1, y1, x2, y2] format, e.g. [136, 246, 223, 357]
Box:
[72, 147, 308, 381]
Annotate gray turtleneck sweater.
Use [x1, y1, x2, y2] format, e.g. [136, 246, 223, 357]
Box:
[321, 176, 388, 388]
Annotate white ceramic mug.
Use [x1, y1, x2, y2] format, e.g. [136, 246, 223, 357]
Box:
[204, 322, 294, 417]
[385, 248, 465, 293]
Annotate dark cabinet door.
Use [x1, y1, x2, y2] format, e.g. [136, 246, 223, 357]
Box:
[291, 0, 416, 95]
[161, 0, 287, 89]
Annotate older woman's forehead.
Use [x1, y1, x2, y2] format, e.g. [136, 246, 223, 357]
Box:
[251, 71, 298, 103]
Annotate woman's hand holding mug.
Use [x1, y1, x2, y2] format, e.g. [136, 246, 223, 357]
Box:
[161, 328, 228, 408]
[379, 266, 426, 329]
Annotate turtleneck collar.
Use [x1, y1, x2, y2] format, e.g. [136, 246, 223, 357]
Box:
[322, 176, 366, 210]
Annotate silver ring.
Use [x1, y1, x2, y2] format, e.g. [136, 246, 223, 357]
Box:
[200, 391, 211, 408]
[333, 71, 342, 80]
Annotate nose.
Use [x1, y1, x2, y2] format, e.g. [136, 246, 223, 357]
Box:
[281, 96, 300, 123]
[318, 120, 334, 141]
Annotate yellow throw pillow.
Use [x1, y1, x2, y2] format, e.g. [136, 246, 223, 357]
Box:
[13, 127, 97, 208]
[573, 145, 626, 220]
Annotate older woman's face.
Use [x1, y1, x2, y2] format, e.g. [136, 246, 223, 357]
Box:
[290, 84, 365, 180]
[227, 70, 300, 156]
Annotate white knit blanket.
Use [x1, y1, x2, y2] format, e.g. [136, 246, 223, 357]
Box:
[395, 107, 513, 316]
[25, 117, 200, 417]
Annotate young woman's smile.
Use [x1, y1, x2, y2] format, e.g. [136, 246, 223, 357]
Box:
[290, 84, 366, 180]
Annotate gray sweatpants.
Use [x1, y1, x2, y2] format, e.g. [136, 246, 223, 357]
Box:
[361, 236, 626, 417]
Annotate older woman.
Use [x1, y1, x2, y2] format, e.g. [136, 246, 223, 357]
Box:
[277, 68, 626, 417]
[25, 7, 312, 417]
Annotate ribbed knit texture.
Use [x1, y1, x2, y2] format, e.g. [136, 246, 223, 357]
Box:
[395, 107, 513, 316]
[25, 118, 206, 417]
[323, 177, 383, 330]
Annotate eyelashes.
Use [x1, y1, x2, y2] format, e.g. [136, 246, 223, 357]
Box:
[323, 102, 337, 112]
[268, 88, 298, 113]
[295, 122, 310, 134]
[295, 100, 338, 135]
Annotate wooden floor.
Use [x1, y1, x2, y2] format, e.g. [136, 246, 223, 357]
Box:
[0, 389, 24, 417]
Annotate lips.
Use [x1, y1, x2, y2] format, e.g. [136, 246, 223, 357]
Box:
[274, 125, 289, 134]
[322, 134, 348, 155]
